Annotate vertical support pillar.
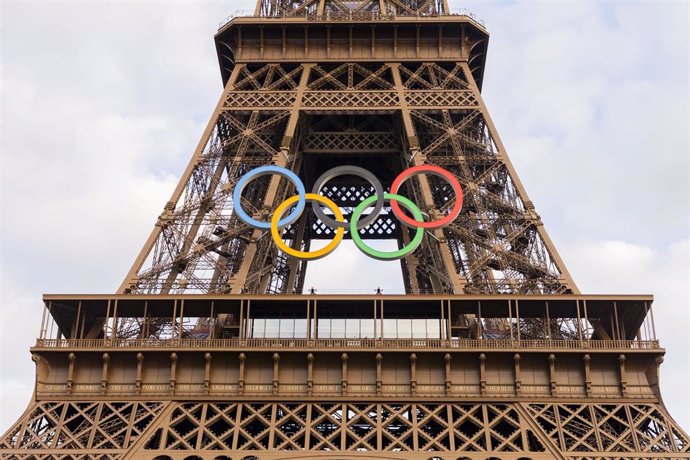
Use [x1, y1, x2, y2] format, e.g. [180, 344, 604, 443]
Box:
[238, 352, 246, 395]
[136, 353, 144, 394]
[576, 300, 583, 343]
[583, 354, 592, 397]
[273, 353, 280, 395]
[375, 353, 383, 395]
[618, 354, 627, 397]
[583, 299, 590, 340]
[446, 299, 452, 343]
[508, 299, 514, 343]
[513, 353, 521, 397]
[548, 354, 557, 396]
[478, 353, 486, 395]
[410, 353, 417, 395]
[238, 300, 245, 340]
[477, 301, 483, 339]
[306, 353, 314, 396]
[142, 301, 149, 338]
[545, 301, 551, 339]
[71, 302, 82, 339]
[612, 301, 621, 340]
[444, 353, 452, 395]
[101, 352, 110, 394]
[66, 353, 75, 393]
[649, 301, 658, 341]
[204, 352, 212, 395]
[515, 299, 521, 342]
[169, 352, 178, 393]
[104, 300, 111, 342]
[111, 300, 119, 341]
[341, 353, 349, 396]
[178, 299, 185, 342]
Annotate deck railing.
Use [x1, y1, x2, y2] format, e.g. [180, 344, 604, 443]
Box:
[34, 337, 660, 351]
[218, 8, 485, 29]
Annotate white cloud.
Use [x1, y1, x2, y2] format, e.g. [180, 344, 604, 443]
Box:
[562, 238, 690, 427]
[1, 0, 688, 436]
[304, 240, 404, 293]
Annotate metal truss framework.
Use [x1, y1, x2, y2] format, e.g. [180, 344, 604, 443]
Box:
[255, 0, 450, 18]
[3, 400, 688, 459]
[119, 57, 577, 296]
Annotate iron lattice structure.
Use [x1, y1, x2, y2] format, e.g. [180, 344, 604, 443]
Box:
[117, 0, 575, 296]
[2, 1, 688, 460]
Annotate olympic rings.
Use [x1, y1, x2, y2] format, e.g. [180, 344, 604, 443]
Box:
[232, 165, 306, 230]
[233, 164, 463, 261]
[350, 193, 424, 261]
[271, 193, 345, 260]
[311, 165, 385, 230]
[390, 164, 464, 230]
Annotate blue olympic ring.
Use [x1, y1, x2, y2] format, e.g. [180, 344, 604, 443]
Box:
[232, 165, 306, 230]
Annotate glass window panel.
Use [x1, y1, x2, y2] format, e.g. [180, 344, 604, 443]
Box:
[279, 318, 295, 338]
[361, 319, 375, 339]
[251, 318, 265, 339]
[411, 319, 426, 338]
[331, 318, 345, 338]
[265, 318, 280, 338]
[317, 318, 330, 339]
[398, 318, 412, 338]
[427, 319, 441, 339]
[294, 319, 307, 338]
[383, 318, 397, 339]
[346, 318, 360, 338]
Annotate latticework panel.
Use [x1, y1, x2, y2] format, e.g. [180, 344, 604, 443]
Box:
[256, 0, 447, 18]
[526, 403, 690, 455]
[308, 63, 395, 91]
[0, 401, 165, 458]
[5, 400, 686, 458]
[0, 455, 122, 460]
[304, 132, 399, 153]
[233, 63, 303, 92]
[399, 63, 471, 90]
[139, 402, 547, 454]
[302, 91, 400, 109]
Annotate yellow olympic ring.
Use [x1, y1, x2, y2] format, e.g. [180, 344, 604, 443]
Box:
[271, 193, 345, 260]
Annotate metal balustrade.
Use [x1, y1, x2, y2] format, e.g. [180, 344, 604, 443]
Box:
[218, 9, 486, 29]
[33, 337, 661, 351]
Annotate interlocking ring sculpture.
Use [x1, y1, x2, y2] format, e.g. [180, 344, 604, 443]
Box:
[233, 164, 463, 261]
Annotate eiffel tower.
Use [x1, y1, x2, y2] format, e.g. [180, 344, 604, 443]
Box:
[2, 1, 688, 459]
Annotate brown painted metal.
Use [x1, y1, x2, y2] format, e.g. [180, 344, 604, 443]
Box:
[2, 2, 687, 459]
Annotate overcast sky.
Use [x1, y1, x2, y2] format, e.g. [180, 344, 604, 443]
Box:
[1, 0, 688, 434]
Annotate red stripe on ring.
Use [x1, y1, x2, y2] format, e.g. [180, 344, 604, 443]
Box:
[389, 164, 463, 230]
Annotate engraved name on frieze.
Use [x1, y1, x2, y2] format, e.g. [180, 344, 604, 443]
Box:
[245, 384, 273, 391]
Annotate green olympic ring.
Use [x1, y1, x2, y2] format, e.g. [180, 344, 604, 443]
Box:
[350, 193, 425, 261]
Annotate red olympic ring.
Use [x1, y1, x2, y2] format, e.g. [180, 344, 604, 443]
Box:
[390, 164, 464, 230]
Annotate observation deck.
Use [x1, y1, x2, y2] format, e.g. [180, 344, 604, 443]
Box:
[214, 9, 489, 89]
[33, 294, 663, 401]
